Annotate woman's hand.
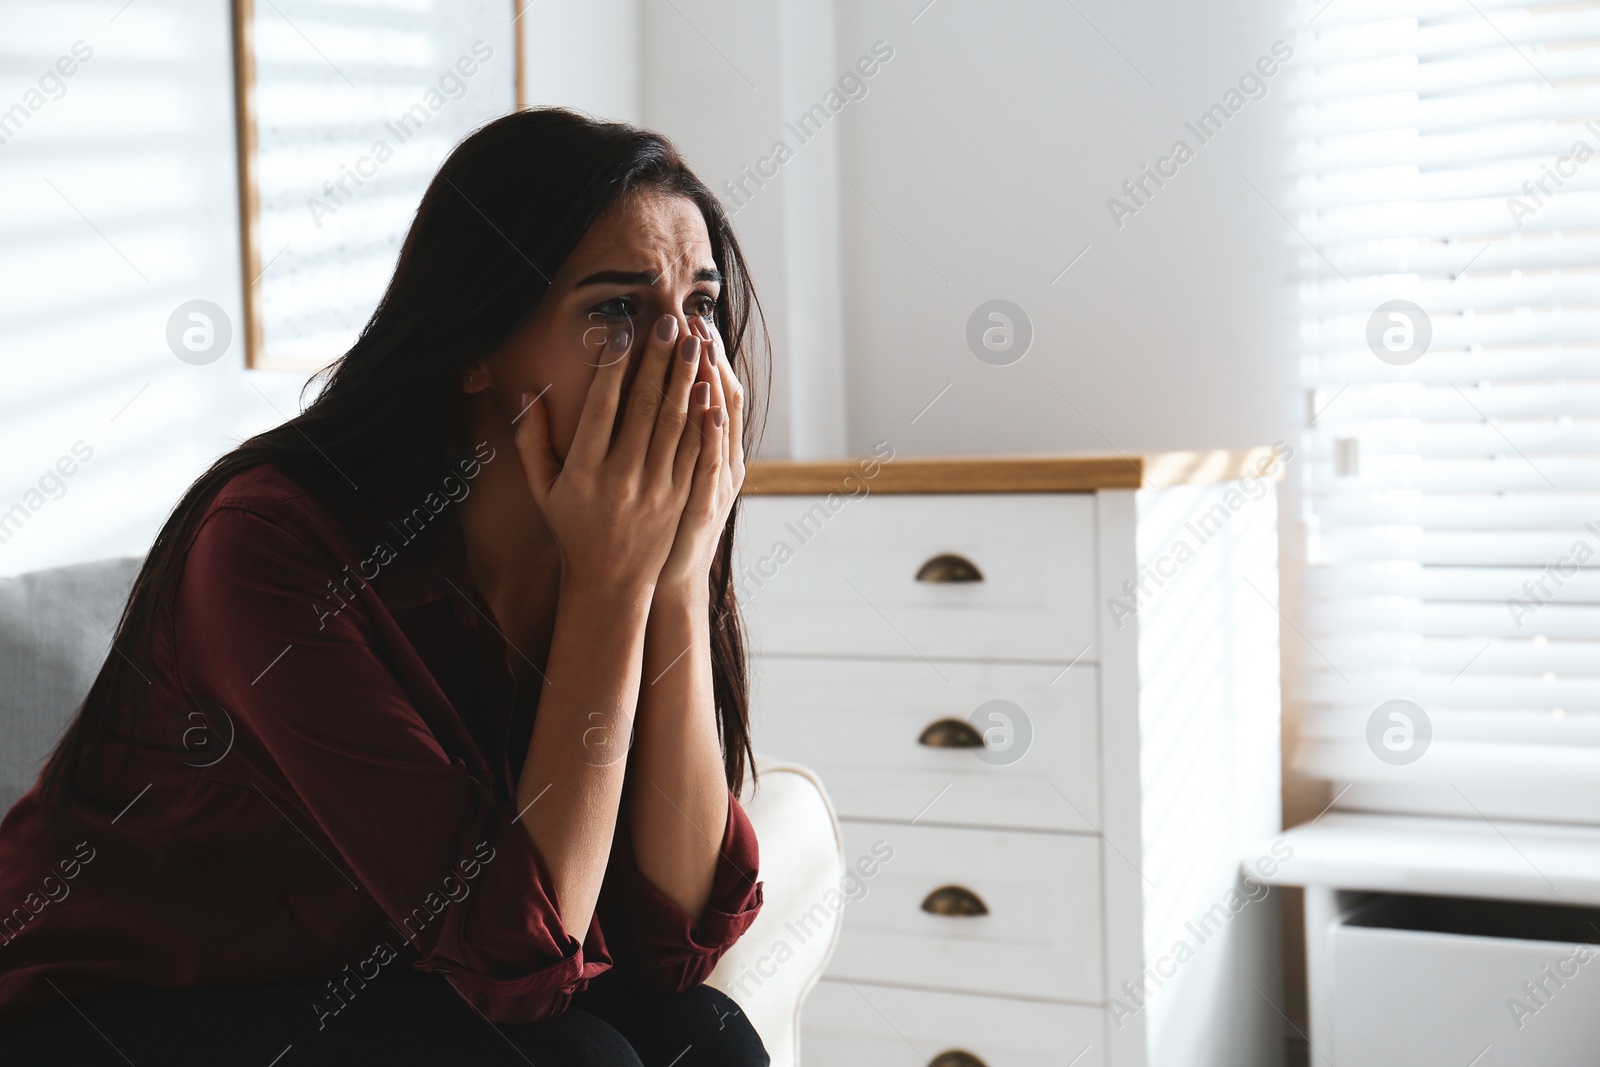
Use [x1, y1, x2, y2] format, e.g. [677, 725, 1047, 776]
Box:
[656, 315, 745, 602]
[629, 315, 741, 921]
[515, 313, 710, 601]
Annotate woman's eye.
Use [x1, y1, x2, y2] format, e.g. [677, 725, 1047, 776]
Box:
[591, 296, 637, 322]
[688, 295, 717, 319]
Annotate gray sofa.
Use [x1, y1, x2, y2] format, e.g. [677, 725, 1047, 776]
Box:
[0, 556, 143, 814]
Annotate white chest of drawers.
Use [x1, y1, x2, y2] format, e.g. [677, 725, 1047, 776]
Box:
[735, 450, 1288, 1067]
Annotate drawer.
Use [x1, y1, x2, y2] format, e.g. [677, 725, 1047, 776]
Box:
[827, 821, 1104, 1002]
[1331, 894, 1600, 1066]
[735, 493, 1097, 662]
[751, 657, 1101, 832]
[802, 979, 1105, 1067]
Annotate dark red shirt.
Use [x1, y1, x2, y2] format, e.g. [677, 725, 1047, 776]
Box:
[0, 464, 761, 1031]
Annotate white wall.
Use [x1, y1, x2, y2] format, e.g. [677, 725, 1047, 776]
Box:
[832, 0, 1299, 458]
[629, 0, 1299, 460]
[637, 0, 851, 460]
[518, 0, 641, 122]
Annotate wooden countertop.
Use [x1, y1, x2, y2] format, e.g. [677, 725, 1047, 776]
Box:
[744, 446, 1287, 495]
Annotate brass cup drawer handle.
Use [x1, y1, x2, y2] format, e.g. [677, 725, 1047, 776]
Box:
[920, 885, 989, 917]
[929, 1053, 989, 1067]
[917, 718, 984, 748]
[915, 553, 984, 583]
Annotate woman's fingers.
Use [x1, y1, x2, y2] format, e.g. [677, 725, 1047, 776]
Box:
[684, 389, 725, 539]
[567, 325, 634, 471]
[613, 314, 686, 466]
[646, 328, 703, 482]
[705, 320, 745, 488]
[692, 319, 730, 476]
[673, 380, 711, 489]
[514, 388, 561, 510]
[683, 379, 723, 522]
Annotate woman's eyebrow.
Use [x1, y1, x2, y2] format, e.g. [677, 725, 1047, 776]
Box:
[573, 267, 723, 288]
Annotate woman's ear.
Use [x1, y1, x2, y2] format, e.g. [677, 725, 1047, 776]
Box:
[461, 359, 492, 394]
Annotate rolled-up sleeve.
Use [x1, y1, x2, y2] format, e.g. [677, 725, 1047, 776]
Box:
[599, 789, 763, 994]
[173, 503, 605, 1023]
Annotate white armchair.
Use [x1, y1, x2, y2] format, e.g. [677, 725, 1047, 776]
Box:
[709, 757, 845, 1067]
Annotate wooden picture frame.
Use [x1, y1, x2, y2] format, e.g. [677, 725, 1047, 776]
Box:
[231, 0, 265, 368]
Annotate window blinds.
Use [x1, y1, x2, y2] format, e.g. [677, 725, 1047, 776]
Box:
[1290, 0, 1600, 825]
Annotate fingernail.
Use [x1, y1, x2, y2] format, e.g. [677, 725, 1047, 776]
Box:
[694, 382, 711, 407]
[608, 328, 631, 354]
[711, 406, 725, 428]
[681, 335, 700, 362]
[656, 315, 678, 342]
[693, 316, 711, 341]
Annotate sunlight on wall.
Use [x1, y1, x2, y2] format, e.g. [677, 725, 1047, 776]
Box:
[1135, 481, 1282, 1065]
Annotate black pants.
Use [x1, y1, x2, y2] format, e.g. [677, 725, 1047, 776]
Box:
[0, 969, 768, 1066]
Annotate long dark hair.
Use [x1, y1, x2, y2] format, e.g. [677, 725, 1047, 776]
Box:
[40, 108, 767, 810]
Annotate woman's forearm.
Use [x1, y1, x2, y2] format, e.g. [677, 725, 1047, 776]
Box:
[627, 588, 729, 920]
[514, 570, 653, 941]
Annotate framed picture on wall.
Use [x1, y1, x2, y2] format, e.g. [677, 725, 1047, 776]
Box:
[231, 0, 518, 370]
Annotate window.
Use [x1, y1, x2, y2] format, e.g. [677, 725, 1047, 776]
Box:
[233, 0, 516, 370]
[1291, 1, 1600, 825]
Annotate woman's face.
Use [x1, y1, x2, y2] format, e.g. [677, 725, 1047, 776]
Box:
[466, 189, 723, 461]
